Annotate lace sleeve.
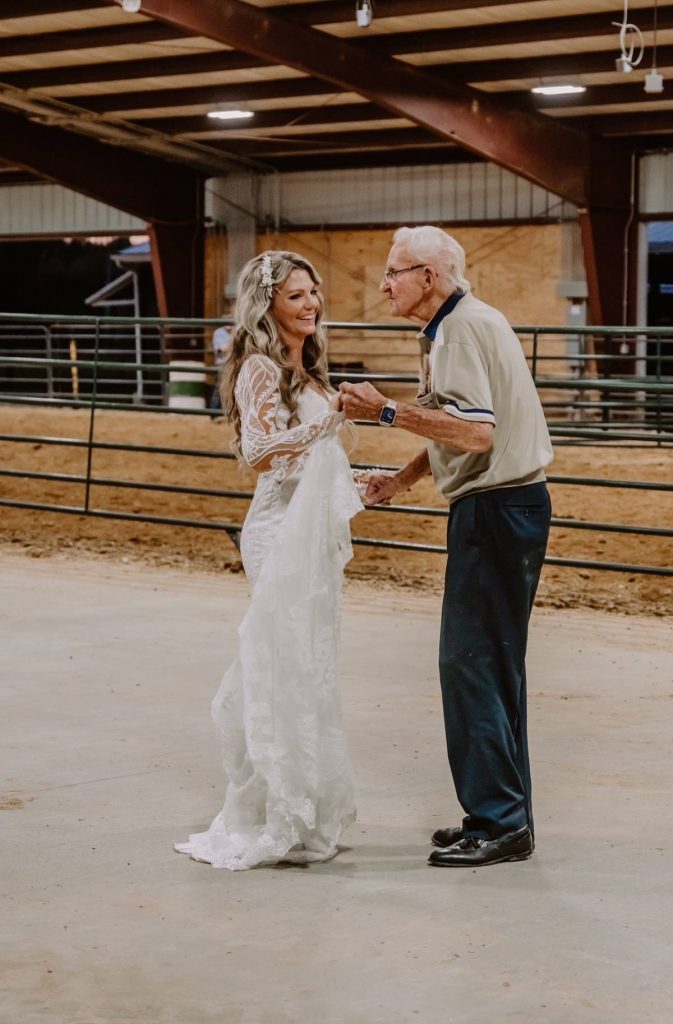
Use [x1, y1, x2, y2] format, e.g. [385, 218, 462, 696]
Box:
[235, 354, 344, 470]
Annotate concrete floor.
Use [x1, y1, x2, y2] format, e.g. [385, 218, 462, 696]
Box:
[1, 552, 673, 1024]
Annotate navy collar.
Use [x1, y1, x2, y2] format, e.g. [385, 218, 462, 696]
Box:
[422, 291, 465, 341]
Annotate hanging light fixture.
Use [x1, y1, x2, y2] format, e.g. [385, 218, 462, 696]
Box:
[613, 0, 644, 73]
[355, 0, 373, 29]
[644, 0, 664, 93]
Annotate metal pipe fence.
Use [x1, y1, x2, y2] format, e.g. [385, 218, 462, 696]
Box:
[1, 312, 672, 577]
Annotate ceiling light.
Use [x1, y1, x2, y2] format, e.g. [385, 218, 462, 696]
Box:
[356, 0, 373, 28]
[531, 85, 587, 96]
[612, 0, 644, 73]
[122, 0, 142, 11]
[645, 69, 664, 94]
[206, 109, 254, 121]
[644, 0, 664, 94]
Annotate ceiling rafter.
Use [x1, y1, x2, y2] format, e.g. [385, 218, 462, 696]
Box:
[1, 0, 109, 16]
[76, 77, 335, 114]
[206, 126, 444, 154]
[0, 51, 264, 91]
[0, 20, 184, 58]
[434, 47, 673, 86]
[136, 102, 396, 134]
[281, 0, 539, 24]
[263, 145, 477, 174]
[575, 110, 673, 134]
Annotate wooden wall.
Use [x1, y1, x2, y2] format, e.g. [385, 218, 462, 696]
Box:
[204, 223, 568, 376]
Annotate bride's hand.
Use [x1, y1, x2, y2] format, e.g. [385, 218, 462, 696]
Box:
[329, 391, 343, 412]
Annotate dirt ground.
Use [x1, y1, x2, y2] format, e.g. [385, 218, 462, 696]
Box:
[0, 405, 671, 617]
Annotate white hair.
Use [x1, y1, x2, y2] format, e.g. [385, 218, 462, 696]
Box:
[392, 226, 471, 293]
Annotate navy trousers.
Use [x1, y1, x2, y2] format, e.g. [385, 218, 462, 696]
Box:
[438, 482, 551, 840]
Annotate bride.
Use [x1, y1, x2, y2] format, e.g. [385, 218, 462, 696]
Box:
[174, 250, 363, 870]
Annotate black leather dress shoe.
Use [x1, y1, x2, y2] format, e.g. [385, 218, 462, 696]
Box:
[431, 826, 463, 847]
[428, 826, 533, 867]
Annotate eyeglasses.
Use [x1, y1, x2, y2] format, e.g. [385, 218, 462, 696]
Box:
[382, 264, 426, 284]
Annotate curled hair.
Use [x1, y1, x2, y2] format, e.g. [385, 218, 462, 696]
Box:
[392, 226, 471, 293]
[220, 250, 331, 456]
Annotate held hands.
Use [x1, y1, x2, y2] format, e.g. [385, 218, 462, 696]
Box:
[339, 381, 388, 421]
[363, 471, 401, 506]
[336, 382, 403, 504]
[328, 391, 343, 412]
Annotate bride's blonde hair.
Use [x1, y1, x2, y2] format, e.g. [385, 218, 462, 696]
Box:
[221, 250, 331, 454]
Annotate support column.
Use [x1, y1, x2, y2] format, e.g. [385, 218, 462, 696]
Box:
[579, 144, 636, 330]
[148, 216, 205, 361]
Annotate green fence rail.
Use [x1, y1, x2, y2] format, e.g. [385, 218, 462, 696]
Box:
[1, 313, 672, 576]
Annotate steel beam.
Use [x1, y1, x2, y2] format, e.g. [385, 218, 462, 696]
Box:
[0, 108, 198, 222]
[0, 108, 204, 322]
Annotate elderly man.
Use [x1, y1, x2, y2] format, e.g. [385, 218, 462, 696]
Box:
[340, 226, 553, 867]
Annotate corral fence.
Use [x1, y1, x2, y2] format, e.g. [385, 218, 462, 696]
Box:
[0, 311, 672, 578]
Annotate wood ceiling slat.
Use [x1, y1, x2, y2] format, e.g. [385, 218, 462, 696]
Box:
[351, 10, 662, 58]
[191, 118, 411, 141]
[74, 76, 339, 112]
[281, 0, 536, 21]
[0, 38, 230, 76]
[0, 22, 185, 59]
[0, 9, 132, 37]
[112, 92, 364, 119]
[432, 48, 673, 86]
[0, 49, 264, 89]
[0, 1, 109, 17]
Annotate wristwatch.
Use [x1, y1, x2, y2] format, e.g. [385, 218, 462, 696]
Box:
[378, 399, 398, 426]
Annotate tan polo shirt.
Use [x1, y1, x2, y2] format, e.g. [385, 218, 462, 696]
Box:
[418, 292, 553, 504]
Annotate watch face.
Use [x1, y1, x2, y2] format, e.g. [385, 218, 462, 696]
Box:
[380, 405, 396, 425]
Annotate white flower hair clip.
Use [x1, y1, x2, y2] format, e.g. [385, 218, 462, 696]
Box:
[260, 253, 274, 296]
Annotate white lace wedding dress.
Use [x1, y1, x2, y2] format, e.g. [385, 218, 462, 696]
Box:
[174, 354, 363, 870]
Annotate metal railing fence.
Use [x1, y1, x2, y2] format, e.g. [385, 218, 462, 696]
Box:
[1, 312, 672, 438]
[1, 312, 672, 577]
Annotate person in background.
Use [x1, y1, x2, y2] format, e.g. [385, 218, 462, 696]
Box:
[209, 314, 234, 411]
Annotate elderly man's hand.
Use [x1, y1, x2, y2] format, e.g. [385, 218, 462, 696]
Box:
[339, 381, 388, 421]
[364, 472, 400, 506]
